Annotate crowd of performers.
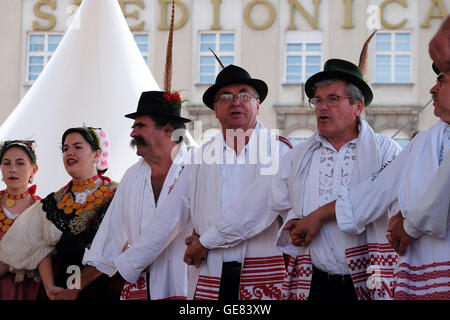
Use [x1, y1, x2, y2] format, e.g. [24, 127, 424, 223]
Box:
[0, 13, 449, 301]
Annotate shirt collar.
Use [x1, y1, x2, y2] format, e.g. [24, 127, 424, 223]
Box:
[316, 122, 360, 152]
[221, 121, 261, 153]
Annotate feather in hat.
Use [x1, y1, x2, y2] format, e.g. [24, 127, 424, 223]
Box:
[209, 48, 225, 70]
[164, 0, 175, 93]
[358, 30, 377, 76]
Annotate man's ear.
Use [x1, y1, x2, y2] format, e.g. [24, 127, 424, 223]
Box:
[164, 125, 174, 137]
[355, 101, 364, 117]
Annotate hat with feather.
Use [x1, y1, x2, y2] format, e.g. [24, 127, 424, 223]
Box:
[202, 49, 268, 110]
[304, 31, 377, 106]
[125, 0, 190, 123]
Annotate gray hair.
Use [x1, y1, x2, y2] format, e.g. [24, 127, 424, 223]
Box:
[313, 79, 365, 105]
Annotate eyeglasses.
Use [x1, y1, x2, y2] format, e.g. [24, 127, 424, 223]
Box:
[214, 92, 259, 103]
[309, 95, 352, 109]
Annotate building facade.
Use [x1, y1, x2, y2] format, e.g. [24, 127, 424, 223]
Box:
[1, 0, 448, 146]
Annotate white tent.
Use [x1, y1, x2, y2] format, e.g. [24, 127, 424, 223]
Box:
[0, 0, 160, 196]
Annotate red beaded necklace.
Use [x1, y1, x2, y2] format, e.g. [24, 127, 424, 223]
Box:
[4, 189, 29, 208]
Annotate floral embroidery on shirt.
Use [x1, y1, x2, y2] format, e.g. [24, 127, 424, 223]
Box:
[317, 144, 356, 203]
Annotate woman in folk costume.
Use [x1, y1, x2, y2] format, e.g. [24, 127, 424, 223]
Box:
[0, 126, 123, 300]
[0, 140, 41, 299]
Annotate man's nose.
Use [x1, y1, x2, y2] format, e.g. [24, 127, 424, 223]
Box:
[230, 95, 241, 106]
[430, 84, 439, 94]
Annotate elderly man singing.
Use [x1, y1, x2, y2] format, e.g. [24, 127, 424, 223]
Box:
[275, 59, 401, 300]
[289, 62, 450, 300]
[114, 64, 291, 300]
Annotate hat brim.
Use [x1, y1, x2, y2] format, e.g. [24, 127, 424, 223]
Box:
[124, 111, 191, 123]
[202, 78, 268, 110]
[305, 70, 373, 106]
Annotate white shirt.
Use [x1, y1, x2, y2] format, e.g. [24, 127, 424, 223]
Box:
[439, 123, 450, 164]
[114, 122, 291, 283]
[303, 135, 357, 274]
[219, 142, 251, 262]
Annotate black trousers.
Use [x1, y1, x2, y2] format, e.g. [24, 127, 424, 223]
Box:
[308, 265, 358, 301]
[218, 261, 242, 300]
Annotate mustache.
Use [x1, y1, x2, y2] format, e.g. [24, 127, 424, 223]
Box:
[130, 136, 147, 148]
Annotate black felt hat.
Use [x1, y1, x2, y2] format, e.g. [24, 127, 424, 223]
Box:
[305, 59, 374, 106]
[202, 65, 268, 110]
[432, 62, 441, 75]
[125, 91, 191, 123]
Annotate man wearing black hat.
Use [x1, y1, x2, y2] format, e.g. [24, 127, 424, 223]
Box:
[265, 59, 402, 300]
[114, 65, 292, 300]
[287, 62, 450, 300]
[82, 90, 193, 300]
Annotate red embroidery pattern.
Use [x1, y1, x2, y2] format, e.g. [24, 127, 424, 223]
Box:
[194, 275, 221, 300]
[120, 277, 148, 300]
[282, 255, 312, 300]
[346, 243, 398, 300]
[394, 261, 450, 300]
[239, 256, 285, 300]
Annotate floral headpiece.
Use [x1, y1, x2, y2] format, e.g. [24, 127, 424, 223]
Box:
[162, 91, 189, 110]
[83, 126, 109, 172]
[0, 140, 37, 164]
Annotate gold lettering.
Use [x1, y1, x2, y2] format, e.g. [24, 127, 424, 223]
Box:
[211, 0, 222, 30]
[244, 0, 276, 30]
[33, 0, 56, 31]
[288, 0, 321, 30]
[72, 0, 82, 5]
[380, 0, 408, 29]
[119, 0, 145, 31]
[158, 0, 189, 30]
[421, 0, 448, 28]
[343, 0, 354, 29]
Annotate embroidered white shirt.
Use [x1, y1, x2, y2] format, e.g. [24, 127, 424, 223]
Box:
[219, 122, 290, 262]
[303, 135, 358, 275]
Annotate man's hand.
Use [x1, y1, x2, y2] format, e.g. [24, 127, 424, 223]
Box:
[284, 212, 323, 247]
[45, 286, 65, 300]
[184, 233, 208, 268]
[387, 212, 414, 256]
[53, 288, 81, 300]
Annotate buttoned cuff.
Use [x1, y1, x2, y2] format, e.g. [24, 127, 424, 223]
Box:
[336, 187, 365, 235]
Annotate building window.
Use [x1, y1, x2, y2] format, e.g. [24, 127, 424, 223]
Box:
[26, 32, 150, 82]
[285, 32, 322, 84]
[199, 32, 235, 84]
[27, 33, 63, 82]
[133, 33, 149, 65]
[375, 32, 411, 83]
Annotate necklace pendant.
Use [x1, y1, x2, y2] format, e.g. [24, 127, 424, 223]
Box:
[5, 198, 15, 208]
[75, 193, 87, 204]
